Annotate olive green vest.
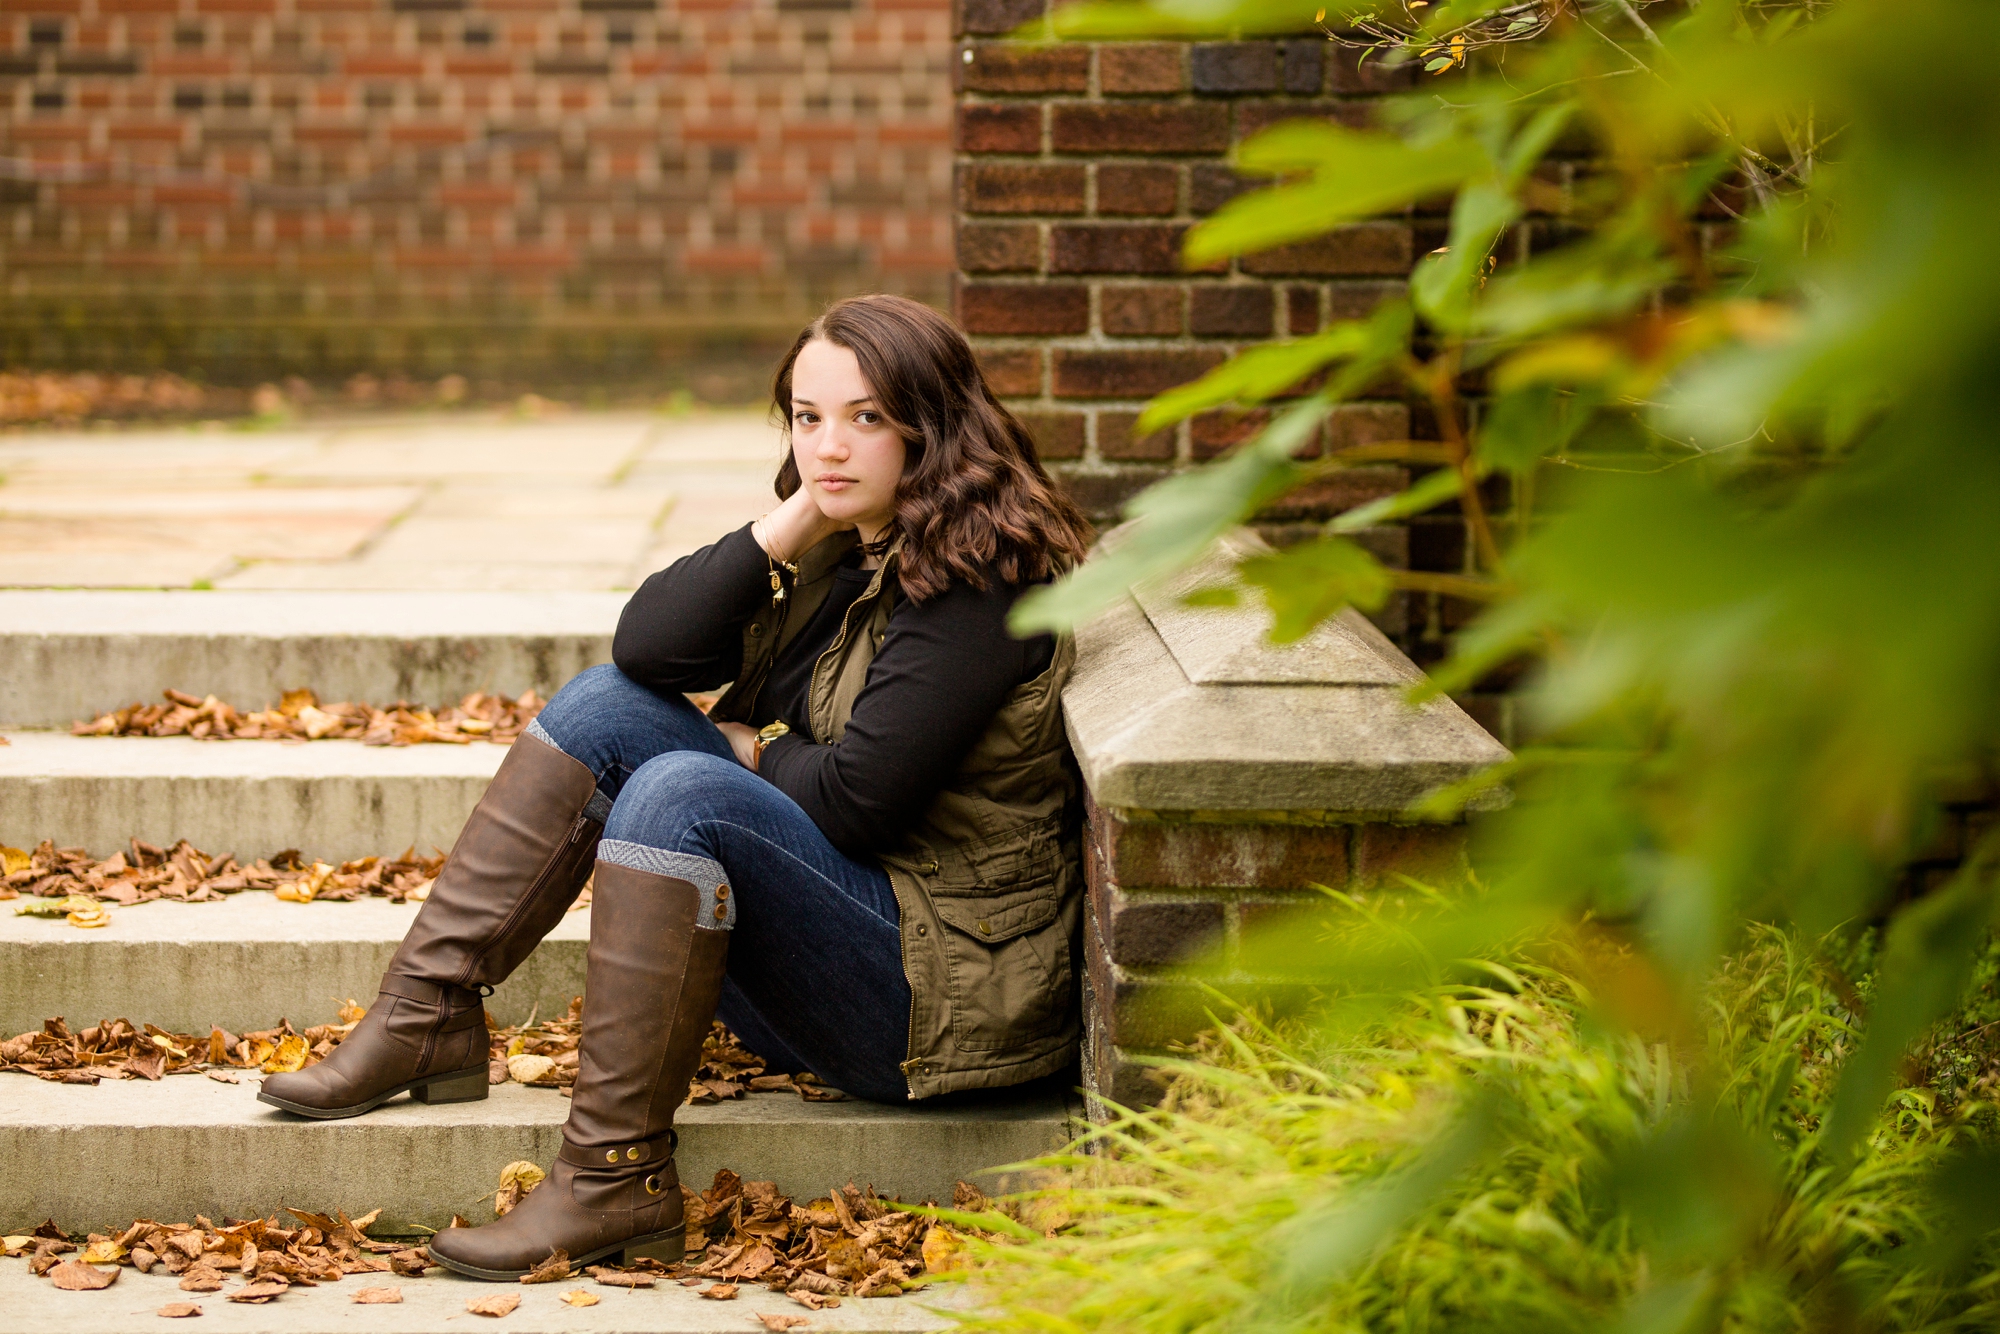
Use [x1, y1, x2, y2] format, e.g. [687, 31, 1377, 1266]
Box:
[710, 531, 1080, 1099]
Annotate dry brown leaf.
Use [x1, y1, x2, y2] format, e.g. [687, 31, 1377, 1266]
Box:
[789, 1289, 841, 1310]
[467, 1293, 521, 1317]
[179, 1266, 225, 1292]
[702, 1283, 741, 1300]
[590, 1266, 656, 1288]
[352, 1286, 403, 1303]
[228, 1278, 289, 1304]
[388, 1248, 431, 1276]
[156, 1301, 201, 1318]
[519, 1249, 570, 1284]
[505, 1054, 556, 1085]
[494, 1160, 545, 1217]
[48, 1259, 117, 1290]
[1, 1233, 32, 1256]
[561, 1288, 601, 1306]
[755, 1316, 813, 1331]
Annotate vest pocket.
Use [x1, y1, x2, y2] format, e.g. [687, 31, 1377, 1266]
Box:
[930, 884, 1071, 1053]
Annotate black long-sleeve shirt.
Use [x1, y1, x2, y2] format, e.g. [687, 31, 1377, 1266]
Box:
[612, 524, 1054, 856]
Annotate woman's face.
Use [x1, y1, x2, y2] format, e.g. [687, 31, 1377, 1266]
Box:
[788, 338, 907, 540]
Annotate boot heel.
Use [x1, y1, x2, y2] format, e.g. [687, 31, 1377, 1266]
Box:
[411, 1067, 489, 1105]
[624, 1230, 685, 1266]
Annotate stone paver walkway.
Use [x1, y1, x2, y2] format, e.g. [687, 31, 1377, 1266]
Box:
[0, 409, 780, 590]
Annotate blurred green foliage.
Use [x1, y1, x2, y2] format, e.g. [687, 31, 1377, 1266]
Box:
[1004, 0, 2000, 1322]
[969, 923, 2000, 1332]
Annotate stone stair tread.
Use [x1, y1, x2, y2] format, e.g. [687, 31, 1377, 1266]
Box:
[0, 731, 505, 863]
[0, 891, 587, 1034]
[2, 1077, 1076, 1235]
[0, 1263, 973, 1332]
[0, 589, 623, 729]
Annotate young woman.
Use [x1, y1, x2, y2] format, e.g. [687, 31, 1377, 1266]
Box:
[257, 294, 1095, 1281]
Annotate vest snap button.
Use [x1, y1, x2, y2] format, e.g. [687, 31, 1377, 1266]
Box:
[916, 924, 927, 936]
[922, 861, 938, 874]
[749, 623, 764, 636]
[977, 921, 991, 935]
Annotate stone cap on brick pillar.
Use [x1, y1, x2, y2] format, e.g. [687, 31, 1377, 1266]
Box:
[1064, 527, 1511, 816]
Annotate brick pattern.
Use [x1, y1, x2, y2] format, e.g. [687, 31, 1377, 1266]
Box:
[948, 10, 1453, 639]
[0, 0, 954, 379]
[1079, 791, 1470, 1107]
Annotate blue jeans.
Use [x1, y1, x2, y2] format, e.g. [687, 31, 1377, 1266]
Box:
[529, 664, 913, 1104]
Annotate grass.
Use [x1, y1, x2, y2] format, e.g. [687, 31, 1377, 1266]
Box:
[963, 924, 2000, 1334]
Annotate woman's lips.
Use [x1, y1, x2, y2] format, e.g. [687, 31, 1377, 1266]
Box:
[816, 475, 857, 491]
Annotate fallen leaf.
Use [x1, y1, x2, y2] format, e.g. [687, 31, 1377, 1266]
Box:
[2, 846, 30, 875]
[560, 1288, 600, 1307]
[3, 1234, 35, 1256]
[156, 1301, 202, 1318]
[228, 1278, 289, 1303]
[66, 904, 112, 929]
[205, 1071, 239, 1084]
[506, 1054, 557, 1085]
[921, 1226, 965, 1275]
[179, 1266, 225, 1292]
[789, 1290, 841, 1310]
[754, 1316, 812, 1331]
[48, 1259, 118, 1290]
[388, 1248, 431, 1276]
[259, 1033, 309, 1074]
[352, 1286, 403, 1303]
[590, 1266, 656, 1288]
[519, 1249, 570, 1284]
[80, 1239, 128, 1265]
[467, 1293, 521, 1317]
[494, 1160, 546, 1217]
[701, 1283, 740, 1300]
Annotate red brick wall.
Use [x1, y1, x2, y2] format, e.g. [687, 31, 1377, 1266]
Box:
[949, 3, 1521, 734]
[0, 0, 954, 383]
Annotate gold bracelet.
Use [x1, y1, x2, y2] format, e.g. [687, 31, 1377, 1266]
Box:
[754, 518, 798, 606]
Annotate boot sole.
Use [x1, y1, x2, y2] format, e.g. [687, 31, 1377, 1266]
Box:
[426, 1225, 686, 1282]
[255, 1063, 491, 1120]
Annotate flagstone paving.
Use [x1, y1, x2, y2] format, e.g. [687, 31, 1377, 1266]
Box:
[0, 410, 781, 592]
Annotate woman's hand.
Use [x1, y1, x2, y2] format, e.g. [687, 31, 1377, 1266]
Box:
[754, 485, 850, 564]
[716, 720, 760, 771]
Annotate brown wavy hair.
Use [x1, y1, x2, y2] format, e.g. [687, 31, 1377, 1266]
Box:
[771, 294, 1093, 603]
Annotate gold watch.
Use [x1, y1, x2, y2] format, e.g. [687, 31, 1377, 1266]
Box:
[752, 720, 790, 771]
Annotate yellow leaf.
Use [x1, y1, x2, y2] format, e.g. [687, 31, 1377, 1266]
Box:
[559, 1289, 599, 1307]
[2, 1235, 33, 1257]
[278, 688, 317, 718]
[277, 862, 334, 903]
[67, 904, 112, 929]
[80, 1239, 127, 1265]
[497, 1160, 545, 1194]
[506, 1054, 557, 1085]
[921, 1226, 967, 1275]
[505, 1036, 526, 1058]
[1, 846, 30, 875]
[260, 1033, 310, 1073]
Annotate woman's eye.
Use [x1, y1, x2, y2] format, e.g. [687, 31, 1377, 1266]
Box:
[856, 411, 879, 425]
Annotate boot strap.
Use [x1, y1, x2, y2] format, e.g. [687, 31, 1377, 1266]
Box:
[379, 974, 484, 1016]
[561, 1127, 678, 1169]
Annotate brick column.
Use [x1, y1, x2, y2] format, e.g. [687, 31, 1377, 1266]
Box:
[1061, 531, 1509, 1110]
[952, 11, 1417, 528]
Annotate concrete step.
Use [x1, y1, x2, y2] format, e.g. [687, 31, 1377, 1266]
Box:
[0, 590, 622, 728]
[0, 892, 585, 1035]
[1, 1075, 1075, 1234]
[0, 732, 503, 863]
[0, 1263, 973, 1332]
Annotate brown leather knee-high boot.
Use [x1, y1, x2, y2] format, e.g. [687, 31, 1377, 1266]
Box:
[259, 731, 608, 1119]
[427, 858, 731, 1279]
